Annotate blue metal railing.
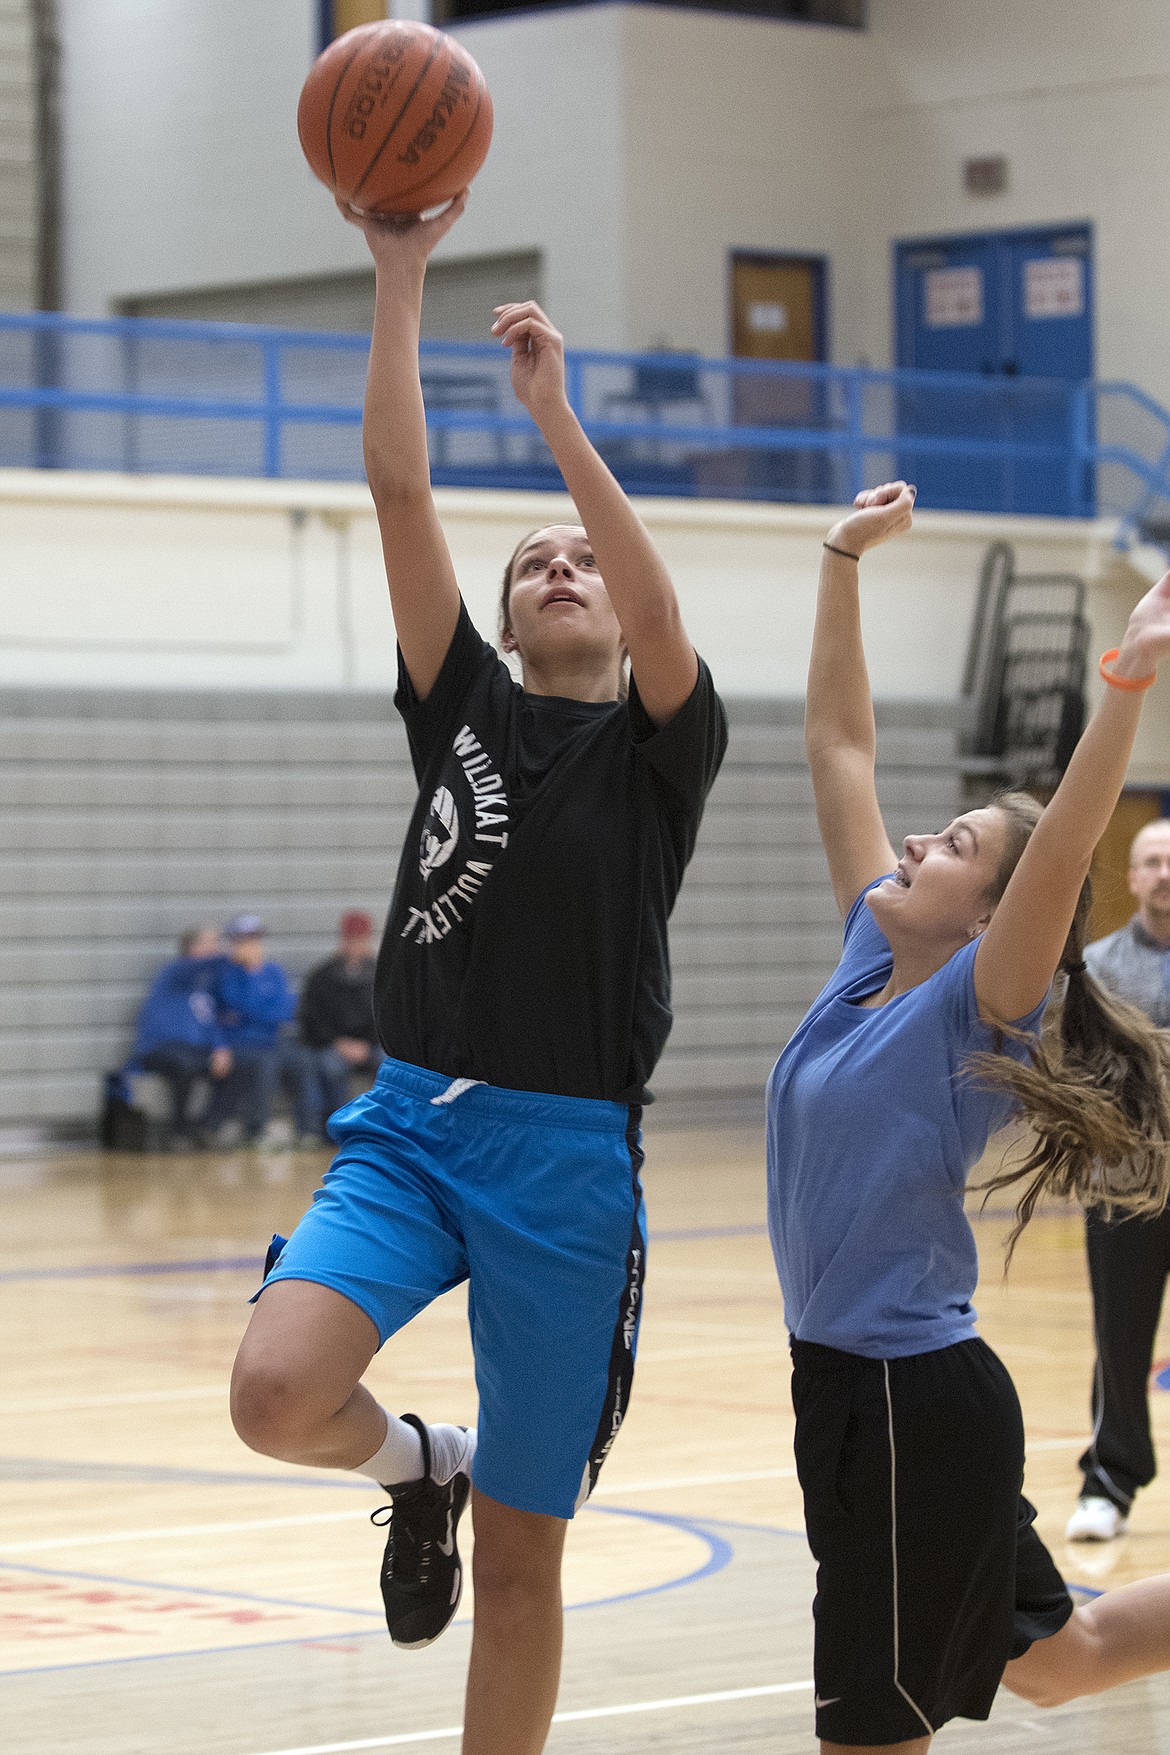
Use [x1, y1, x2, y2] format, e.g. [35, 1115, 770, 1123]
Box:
[2, 310, 1169, 537]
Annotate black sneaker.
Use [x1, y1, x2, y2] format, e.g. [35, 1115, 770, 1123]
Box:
[371, 1413, 474, 1649]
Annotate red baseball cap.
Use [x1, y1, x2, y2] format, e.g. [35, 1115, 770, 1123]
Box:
[339, 909, 374, 939]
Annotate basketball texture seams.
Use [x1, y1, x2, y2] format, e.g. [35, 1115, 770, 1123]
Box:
[298, 21, 494, 216]
[349, 40, 446, 205]
[370, 76, 488, 212]
[320, 29, 388, 191]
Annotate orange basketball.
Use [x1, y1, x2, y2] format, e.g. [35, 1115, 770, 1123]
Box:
[297, 21, 493, 216]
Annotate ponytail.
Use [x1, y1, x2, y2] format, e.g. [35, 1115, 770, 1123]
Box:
[969, 793, 1170, 1258]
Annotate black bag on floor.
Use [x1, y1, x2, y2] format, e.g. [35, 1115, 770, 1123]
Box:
[100, 1071, 150, 1151]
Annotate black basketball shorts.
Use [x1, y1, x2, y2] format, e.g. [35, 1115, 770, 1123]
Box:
[791, 1335, 1074, 1746]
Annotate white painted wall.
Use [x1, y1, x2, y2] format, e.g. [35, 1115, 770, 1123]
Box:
[619, 8, 871, 355]
[0, 0, 37, 310]
[54, 1, 1170, 405]
[2, 467, 1164, 781]
[58, 0, 631, 349]
[858, 0, 1170, 398]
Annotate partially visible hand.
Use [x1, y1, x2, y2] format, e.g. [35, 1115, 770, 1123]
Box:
[209, 1047, 233, 1080]
[491, 301, 568, 421]
[827, 481, 916, 559]
[336, 189, 468, 280]
[1116, 570, 1170, 681]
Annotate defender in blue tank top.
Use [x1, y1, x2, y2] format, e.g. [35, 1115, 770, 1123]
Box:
[770, 481, 1170, 1752]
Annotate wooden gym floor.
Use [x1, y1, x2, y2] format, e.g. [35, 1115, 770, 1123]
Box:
[5, 1122, 1170, 1753]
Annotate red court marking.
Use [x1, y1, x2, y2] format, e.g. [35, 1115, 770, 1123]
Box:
[0, 1576, 295, 1644]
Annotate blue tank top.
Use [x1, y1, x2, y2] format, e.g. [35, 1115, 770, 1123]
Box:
[766, 877, 1047, 1359]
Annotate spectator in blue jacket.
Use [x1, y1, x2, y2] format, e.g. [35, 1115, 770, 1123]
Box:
[205, 914, 303, 1145]
[129, 926, 233, 1147]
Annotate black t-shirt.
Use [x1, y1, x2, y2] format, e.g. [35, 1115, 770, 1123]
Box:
[374, 601, 728, 1102]
[298, 955, 378, 1050]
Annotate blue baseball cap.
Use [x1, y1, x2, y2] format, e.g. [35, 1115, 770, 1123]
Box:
[225, 913, 268, 940]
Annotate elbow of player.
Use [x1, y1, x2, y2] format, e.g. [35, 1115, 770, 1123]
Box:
[623, 596, 684, 651]
[805, 726, 872, 766]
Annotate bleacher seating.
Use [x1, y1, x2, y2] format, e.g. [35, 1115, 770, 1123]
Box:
[0, 687, 962, 1131]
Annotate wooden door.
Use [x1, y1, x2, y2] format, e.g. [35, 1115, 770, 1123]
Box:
[1090, 790, 1170, 942]
[731, 255, 823, 365]
[729, 254, 824, 431]
[327, 0, 387, 42]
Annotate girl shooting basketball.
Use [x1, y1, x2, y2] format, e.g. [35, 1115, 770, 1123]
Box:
[229, 190, 726, 1755]
[770, 481, 1170, 1753]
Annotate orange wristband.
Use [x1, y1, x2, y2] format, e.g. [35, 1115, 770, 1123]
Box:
[1099, 649, 1157, 692]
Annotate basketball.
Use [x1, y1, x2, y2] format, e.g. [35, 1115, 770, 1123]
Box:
[297, 21, 493, 217]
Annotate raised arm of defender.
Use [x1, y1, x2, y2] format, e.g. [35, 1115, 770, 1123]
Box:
[974, 572, 1170, 1021]
[805, 482, 914, 918]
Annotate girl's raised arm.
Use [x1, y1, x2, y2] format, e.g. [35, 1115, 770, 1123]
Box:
[491, 301, 697, 727]
[347, 197, 468, 701]
[975, 571, 1170, 1022]
[805, 483, 914, 918]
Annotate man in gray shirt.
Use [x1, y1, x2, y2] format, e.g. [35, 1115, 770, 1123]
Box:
[1067, 817, 1170, 1540]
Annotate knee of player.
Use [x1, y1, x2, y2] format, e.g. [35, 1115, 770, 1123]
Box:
[1004, 1612, 1103, 1709]
[471, 1535, 561, 1620]
[229, 1355, 310, 1456]
[1005, 1670, 1073, 1709]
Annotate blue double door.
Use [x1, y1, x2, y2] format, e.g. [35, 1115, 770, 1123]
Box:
[894, 226, 1093, 515]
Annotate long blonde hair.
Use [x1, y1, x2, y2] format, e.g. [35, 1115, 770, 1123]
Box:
[972, 792, 1170, 1254]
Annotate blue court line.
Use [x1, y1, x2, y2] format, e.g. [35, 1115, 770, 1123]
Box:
[0, 1501, 734, 1680]
[693, 1512, 1106, 1601]
[0, 1255, 263, 1284]
[0, 1223, 774, 1286]
[0, 1556, 384, 1620]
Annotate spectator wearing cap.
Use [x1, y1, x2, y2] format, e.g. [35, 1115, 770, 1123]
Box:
[127, 925, 232, 1148]
[295, 909, 383, 1136]
[205, 915, 302, 1144]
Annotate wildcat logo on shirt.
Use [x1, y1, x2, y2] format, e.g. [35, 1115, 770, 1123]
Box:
[419, 786, 460, 879]
[403, 723, 511, 946]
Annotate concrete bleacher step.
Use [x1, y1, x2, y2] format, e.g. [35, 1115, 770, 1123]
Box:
[0, 688, 961, 1128]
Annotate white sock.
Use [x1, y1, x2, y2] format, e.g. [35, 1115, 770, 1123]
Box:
[353, 1410, 424, 1488]
[353, 1410, 474, 1489]
[427, 1421, 476, 1485]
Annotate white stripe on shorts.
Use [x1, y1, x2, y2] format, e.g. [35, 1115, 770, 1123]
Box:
[882, 1359, 936, 1739]
[430, 1078, 486, 1106]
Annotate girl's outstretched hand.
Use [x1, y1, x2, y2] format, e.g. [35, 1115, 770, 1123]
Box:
[827, 480, 916, 559]
[1115, 570, 1170, 682]
[491, 301, 568, 421]
[336, 190, 468, 279]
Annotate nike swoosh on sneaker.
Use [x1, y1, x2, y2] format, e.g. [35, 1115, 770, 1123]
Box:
[437, 1505, 455, 1558]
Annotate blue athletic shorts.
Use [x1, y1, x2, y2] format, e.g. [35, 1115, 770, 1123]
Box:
[258, 1056, 646, 1519]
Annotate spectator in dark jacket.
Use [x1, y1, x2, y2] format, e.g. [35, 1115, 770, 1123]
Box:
[296, 909, 383, 1136]
[205, 914, 301, 1145]
[129, 926, 232, 1147]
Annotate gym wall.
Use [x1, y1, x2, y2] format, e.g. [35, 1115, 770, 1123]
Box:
[0, 475, 1161, 1131]
[55, 1, 1170, 408]
[0, 0, 44, 310]
[0, 685, 962, 1126]
[0, 471, 1149, 719]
